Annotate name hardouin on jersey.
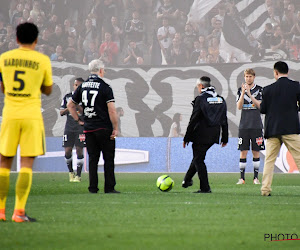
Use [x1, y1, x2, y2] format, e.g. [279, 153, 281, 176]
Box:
[4, 58, 39, 70]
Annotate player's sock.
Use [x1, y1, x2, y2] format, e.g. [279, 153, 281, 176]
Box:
[14, 167, 32, 212]
[253, 158, 260, 179]
[76, 155, 84, 177]
[0, 168, 10, 212]
[239, 159, 246, 180]
[65, 155, 73, 172]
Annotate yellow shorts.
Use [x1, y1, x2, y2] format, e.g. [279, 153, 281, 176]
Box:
[0, 119, 46, 157]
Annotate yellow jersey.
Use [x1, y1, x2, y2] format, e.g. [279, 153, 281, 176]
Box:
[0, 47, 52, 120]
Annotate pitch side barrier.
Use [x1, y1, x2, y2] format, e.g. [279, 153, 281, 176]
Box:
[11, 137, 294, 173]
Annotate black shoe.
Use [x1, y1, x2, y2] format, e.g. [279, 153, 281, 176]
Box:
[182, 180, 193, 188]
[89, 190, 98, 194]
[193, 189, 212, 193]
[105, 190, 120, 194]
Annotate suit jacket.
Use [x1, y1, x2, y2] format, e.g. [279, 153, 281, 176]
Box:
[260, 77, 300, 138]
[184, 88, 228, 145]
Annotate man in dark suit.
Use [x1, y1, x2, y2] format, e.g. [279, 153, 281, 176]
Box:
[182, 76, 228, 193]
[260, 61, 300, 196]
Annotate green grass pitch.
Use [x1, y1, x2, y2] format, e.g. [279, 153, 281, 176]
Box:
[1, 173, 300, 249]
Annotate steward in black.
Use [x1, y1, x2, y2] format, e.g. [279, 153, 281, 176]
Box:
[184, 86, 228, 145]
[183, 79, 228, 193]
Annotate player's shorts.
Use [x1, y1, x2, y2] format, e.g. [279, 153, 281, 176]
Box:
[0, 118, 45, 157]
[62, 131, 86, 148]
[238, 129, 265, 151]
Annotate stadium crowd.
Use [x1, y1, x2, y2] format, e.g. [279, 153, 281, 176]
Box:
[0, 0, 299, 66]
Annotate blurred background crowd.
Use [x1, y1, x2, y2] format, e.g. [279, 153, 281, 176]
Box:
[0, 0, 299, 66]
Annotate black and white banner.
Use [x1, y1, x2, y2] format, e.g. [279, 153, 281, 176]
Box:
[0, 61, 299, 137]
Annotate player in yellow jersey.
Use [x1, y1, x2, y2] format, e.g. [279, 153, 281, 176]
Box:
[0, 22, 53, 222]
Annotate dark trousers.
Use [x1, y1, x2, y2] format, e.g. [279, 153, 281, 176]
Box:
[85, 129, 116, 193]
[184, 143, 214, 191]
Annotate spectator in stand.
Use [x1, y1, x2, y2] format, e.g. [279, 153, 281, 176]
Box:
[208, 37, 220, 63]
[196, 49, 208, 64]
[174, 32, 182, 42]
[47, 14, 58, 33]
[258, 23, 274, 49]
[15, 17, 27, 27]
[156, 0, 179, 24]
[39, 28, 51, 47]
[36, 15, 45, 30]
[206, 53, 215, 64]
[78, 18, 97, 52]
[267, 6, 280, 27]
[283, 39, 298, 60]
[37, 44, 47, 55]
[248, 34, 260, 50]
[182, 23, 198, 57]
[123, 40, 144, 65]
[281, 4, 296, 38]
[291, 11, 300, 44]
[63, 19, 76, 38]
[48, 24, 67, 50]
[123, 0, 147, 21]
[0, 19, 7, 44]
[270, 25, 285, 51]
[125, 11, 145, 48]
[50, 44, 66, 62]
[98, 0, 117, 41]
[214, 4, 226, 26]
[190, 41, 202, 65]
[157, 17, 176, 54]
[166, 37, 187, 65]
[99, 32, 119, 66]
[0, 24, 14, 54]
[11, 3, 24, 27]
[174, 10, 188, 33]
[30, 1, 45, 23]
[206, 19, 222, 41]
[198, 35, 207, 50]
[7, 40, 17, 51]
[111, 16, 123, 50]
[64, 36, 77, 63]
[24, 1, 32, 12]
[83, 41, 99, 64]
[9, 1, 18, 24]
[22, 8, 30, 22]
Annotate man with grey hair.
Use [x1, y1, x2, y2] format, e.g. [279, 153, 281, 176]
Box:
[67, 59, 120, 194]
[182, 76, 228, 193]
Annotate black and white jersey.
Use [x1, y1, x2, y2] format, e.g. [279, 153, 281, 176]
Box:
[60, 92, 83, 133]
[237, 84, 263, 129]
[71, 74, 115, 132]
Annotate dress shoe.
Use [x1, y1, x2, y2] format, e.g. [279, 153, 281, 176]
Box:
[193, 189, 212, 193]
[105, 190, 120, 194]
[182, 180, 193, 188]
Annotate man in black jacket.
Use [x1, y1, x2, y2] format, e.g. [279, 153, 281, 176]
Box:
[260, 61, 300, 196]
[182, 76, 228, 193]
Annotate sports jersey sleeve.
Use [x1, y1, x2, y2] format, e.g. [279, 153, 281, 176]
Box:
[42, 56, 53, 87]
[60, 94, 67, 109]
[104, 84, 115, 103]
[236, 88, 241, 102]
[257, 86, 263, 101]
[71, 85, 81, 104]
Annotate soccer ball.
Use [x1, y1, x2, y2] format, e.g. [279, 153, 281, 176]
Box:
[156, 175, 174, 192]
